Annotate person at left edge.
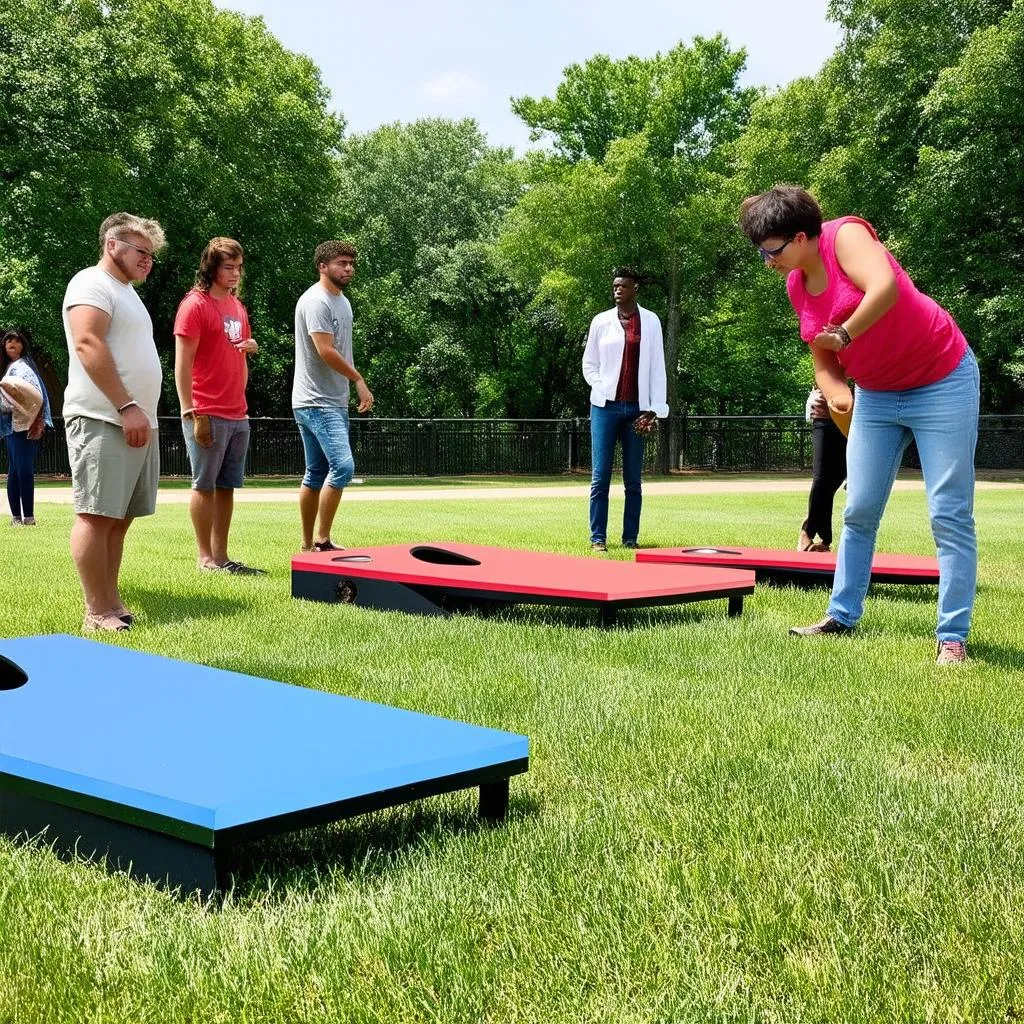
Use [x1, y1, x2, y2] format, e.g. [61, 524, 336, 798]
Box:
[0, 327, 53, 526]
[174, 237, 265, 575]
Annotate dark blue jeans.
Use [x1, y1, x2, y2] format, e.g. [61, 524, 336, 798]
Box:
[5, 430, 40, 520]
[589, 401, 645, 544]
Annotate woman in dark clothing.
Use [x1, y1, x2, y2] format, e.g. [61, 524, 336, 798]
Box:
[799, 387, 848, 552]
[0, 327, 53, 525]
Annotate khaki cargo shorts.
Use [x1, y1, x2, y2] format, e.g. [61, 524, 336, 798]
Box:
[66, 415, 160, 518]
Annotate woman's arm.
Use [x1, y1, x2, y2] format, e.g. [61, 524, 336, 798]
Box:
[814, 221, 898, 351]
[811, 345, 853, 436]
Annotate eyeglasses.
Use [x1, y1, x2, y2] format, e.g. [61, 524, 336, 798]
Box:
[757, 237, 795, 260]
[115, 238, 158, 263]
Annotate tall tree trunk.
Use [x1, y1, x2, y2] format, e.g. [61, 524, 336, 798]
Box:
[664, 251, 682, 472]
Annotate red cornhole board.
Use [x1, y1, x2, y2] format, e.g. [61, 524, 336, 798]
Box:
[292, 543, 756, 625]
[636, 545, 939, 587]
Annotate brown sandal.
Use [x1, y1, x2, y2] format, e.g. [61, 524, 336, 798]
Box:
[83, 612, 131, 633]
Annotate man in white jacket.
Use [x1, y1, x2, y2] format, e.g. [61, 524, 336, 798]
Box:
[582, 268, 669, 552]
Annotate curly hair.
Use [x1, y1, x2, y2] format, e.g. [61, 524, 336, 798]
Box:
[314, 240, 358, 272]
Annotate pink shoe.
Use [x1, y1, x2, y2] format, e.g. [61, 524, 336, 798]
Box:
[936, 640, 967, 665]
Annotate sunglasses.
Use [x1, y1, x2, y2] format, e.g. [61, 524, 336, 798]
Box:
[757, 237, 795, 260]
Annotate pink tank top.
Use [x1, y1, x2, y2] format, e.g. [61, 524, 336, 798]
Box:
[786, 216, 966, 391]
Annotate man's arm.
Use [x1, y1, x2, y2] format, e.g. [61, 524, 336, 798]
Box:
[310, 331, 374, 413]
[67, 304, 151, 448]
[647, 315, 669, 418]
[174, 333, 213, 448]
[174, 334, 198, 414]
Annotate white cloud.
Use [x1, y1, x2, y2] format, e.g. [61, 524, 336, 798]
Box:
[419, 71, 483, 103]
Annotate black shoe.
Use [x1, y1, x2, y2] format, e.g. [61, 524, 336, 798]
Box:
[622, 540, 638, 549]
[789, 615, 853, 637]
[313, 540, 344, 552]
[219, 560, 268, 576]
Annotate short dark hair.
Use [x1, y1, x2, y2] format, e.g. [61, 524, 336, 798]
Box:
[314, 240, 358, 272]
[612, 266, 641, 284]
[739, 186, 823, 244]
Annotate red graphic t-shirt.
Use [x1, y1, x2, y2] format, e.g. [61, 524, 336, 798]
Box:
[173, 289, 251, 419]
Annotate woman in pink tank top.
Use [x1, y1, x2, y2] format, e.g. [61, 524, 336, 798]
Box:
[740, 186, 980, 665]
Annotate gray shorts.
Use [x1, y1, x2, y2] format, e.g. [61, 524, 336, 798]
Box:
[66, 415, 160, 519]
[183, 415, 250, 490]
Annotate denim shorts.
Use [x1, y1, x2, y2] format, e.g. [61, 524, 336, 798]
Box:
[293, 406, 354, 490]
[182, 415, 250, 490]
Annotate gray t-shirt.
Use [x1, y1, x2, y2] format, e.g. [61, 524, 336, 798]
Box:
[292, 283, 353, 409]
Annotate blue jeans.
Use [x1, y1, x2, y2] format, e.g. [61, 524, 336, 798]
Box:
[5, 430, 40, 519]
[828, 349, 980, 642]
[589, 401, 645, 544]
[293, 406, 354, 490]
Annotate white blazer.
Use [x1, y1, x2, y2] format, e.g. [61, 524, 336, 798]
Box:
[581, 304, 669, 418]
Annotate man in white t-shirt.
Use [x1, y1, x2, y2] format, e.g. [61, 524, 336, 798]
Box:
[62, 212, 167, 633]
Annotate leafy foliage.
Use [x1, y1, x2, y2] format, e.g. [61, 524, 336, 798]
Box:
[335, 119, 527, 416]
[2, 0, 1022, 418]
[502, 38, 761, 439]
[0, 0, 344, 413]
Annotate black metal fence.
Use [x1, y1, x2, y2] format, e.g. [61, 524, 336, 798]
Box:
[5, 415, 1024, 476]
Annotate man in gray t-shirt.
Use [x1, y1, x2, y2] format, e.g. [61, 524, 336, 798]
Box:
[292, 240, 374, 552]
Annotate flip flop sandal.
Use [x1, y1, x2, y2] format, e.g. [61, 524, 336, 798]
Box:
[83, 612, 131, 633]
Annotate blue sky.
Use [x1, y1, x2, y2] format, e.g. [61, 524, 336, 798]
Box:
[215, 0, 841, 150]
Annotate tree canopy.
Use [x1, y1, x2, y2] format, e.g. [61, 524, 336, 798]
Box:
[2, 0, 1021, 419]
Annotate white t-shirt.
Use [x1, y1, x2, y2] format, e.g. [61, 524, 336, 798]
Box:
[62, 265, 162, 427]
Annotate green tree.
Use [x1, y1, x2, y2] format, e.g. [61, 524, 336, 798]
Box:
[728, 0, 1021, 412]
[903, 0, 1024, 407]
[502, 37, 757, 453]
[0, 0, 344, 413]
[336, 119, 527, 416]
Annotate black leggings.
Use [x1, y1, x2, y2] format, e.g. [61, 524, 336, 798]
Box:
[802, 418, 847, 546]
[5, 430, 40, 520]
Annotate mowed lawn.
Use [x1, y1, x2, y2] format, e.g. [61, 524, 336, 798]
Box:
[2, 484, 1024, 1023]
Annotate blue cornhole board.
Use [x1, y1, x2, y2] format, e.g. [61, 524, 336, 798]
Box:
[0, 635, 528, 896]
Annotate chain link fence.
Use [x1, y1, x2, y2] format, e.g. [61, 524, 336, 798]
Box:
[5, 414, 1024, 477]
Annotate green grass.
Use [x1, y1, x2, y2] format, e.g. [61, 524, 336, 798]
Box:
[2, 486, 1024, 1023]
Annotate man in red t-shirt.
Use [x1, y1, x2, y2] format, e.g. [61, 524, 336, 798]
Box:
[174, 237, 264, 574]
